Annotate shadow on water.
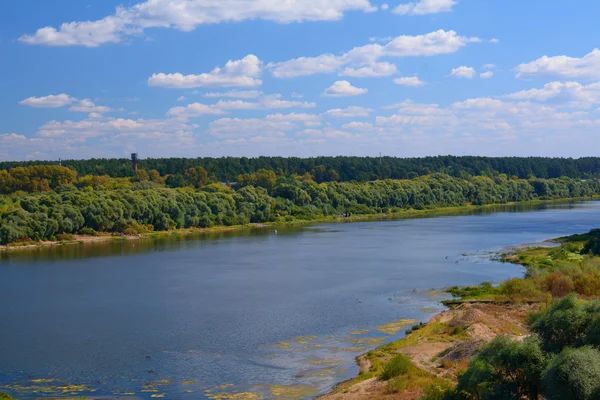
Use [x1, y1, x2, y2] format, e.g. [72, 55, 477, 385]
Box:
[0, 200, 584, 263]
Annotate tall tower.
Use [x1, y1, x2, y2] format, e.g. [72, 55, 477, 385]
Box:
[58, 158, 62, 167]
[131, 153, 139, 172]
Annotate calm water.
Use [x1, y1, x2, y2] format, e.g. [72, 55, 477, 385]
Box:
[1, 201, 600, 399]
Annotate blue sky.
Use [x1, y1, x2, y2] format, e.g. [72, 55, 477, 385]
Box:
[2, 0, 600, 161]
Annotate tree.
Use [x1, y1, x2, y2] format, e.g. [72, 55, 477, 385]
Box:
[184, 167, 209, 188]
[134, 169, 149, 182]
[542, 347, 600, 400]
[530, 293, 592, 353]
[457, 336, 546, 400]
[148, 169, 165, 185]
[238, 169, 277, 192]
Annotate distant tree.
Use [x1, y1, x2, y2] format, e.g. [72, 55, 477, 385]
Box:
[238, 169, 277, 192]
[184, 167, 210, 188]
[134, 169, 149, 182]
[148, 169, 164, 185]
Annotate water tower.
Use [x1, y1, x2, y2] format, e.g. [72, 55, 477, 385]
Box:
[131, 153, 139, 172]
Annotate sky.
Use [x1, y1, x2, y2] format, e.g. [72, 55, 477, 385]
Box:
[1, 0, 600, 161]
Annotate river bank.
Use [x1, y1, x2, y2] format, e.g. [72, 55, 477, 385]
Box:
[321, 229, 600, 399]
[1, 197, 595, 253]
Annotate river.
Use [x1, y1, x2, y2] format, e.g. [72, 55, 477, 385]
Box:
[1, 201, 599, 399]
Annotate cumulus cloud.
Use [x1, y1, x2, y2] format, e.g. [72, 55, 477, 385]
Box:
[167, 94, 316, 118]
[480, 71, 494, 79]
[20, 94, 115, 114]
[322, 81, 368, 97]
[68, 99, 113, 113]
[269, 30, 480, 78]
[450, 66, 475, 79]
[393, 0, 457, 15]
[340, 62, 397, 77]
[515, 49, 600, 80]
[323, 106, 373, 118]
[20, 0, 377, 47]
[19, 94, 77, 108]
[503, 81, 600, 108]
[148, 55, 263, 88]
[394, 76, 425, 86]
[204, 90, 263, 99]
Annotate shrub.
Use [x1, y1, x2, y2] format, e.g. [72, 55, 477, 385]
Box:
[381, 354, 412, 381]
[499, 278, 543, 302]
[546, 273, 575, 298]
[56, 233, 73, 241]
[78, 227, 98, 236]
[420, 380, 455, 400]
[542, 347, 600, 400]
[457, 336, 546, 400]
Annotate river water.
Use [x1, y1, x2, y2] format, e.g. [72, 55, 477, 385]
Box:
[1, 201, 599, 399]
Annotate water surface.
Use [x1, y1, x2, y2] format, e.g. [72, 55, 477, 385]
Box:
[1, 201, 599, 399]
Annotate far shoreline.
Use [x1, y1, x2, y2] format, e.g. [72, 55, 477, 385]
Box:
[1, 196, 597, 253]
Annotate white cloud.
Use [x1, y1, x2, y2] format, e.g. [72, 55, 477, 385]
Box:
[394, 76, 425, 86]
[450, 66, 475, 79]
[340, 62, 397, 77]
[167, 102, 226, 118]
[20, 95, 114, 114]
[20, 0, 377, 47]
[516, 49, 600, 80]
[204, 90, 263, 99]
[269, 30, 480, 78]
[380, 3, 390, 10]
[480, 71, 494, 79]
[68, 99, 113, 113]
[503, 81, 600, 108]
[177, 96, 186, 102]
[215, 94, 316, 110]
[269, 54, 346, 78]
[19, 94, 77, 108]
[323, 106, 373, 118]
[483, 64, 496, 70]
[148, 55, 263, 88]
[489, 38, 500, 44]
[393, 0, 457, 15]
[322, 81, 368, 97]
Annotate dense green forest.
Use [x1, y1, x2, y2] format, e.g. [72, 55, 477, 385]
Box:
[2, 164, 600, 245]
[4, 155, 600, 181]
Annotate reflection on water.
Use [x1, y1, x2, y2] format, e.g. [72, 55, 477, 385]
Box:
[0, 200, 599, 399]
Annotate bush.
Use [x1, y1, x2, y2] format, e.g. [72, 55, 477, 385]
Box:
[499, 278, 543, 302]
[546, 273, 575, 298]
[56, 233, 73, 241]
[381, 354, 412, 381]
[421, 380, 455, 400]
[530, 293, 591, 353]
[78, 227, 98, 236]
[0, 393, 13, 400]
[457, 336, 546, 400]
[542, 347, 600, 400]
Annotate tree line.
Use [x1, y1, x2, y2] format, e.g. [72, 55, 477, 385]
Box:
[4, 156, 600, 181]
[2, 170, 600, 245]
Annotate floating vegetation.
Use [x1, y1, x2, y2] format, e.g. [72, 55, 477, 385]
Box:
[182, 380, 197, 385]
[377, 319, 418, 335]
[421, 307, 438, 313]
[348, 330, 369, 335]
[205, 389, 264, 400]
[277, 341, 290, 349]
[294, 336, 318, 345]
[307, 357, 345, 366]
[347, 337, 387, 346]
[264, 383, 319, 399]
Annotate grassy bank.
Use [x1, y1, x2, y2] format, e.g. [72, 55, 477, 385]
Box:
[2, 197, 596, 253]
[323, 229, 600, 400]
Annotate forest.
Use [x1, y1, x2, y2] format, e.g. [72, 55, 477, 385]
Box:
[1, 164, 600, 245]
[4, 155, 600, 182]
